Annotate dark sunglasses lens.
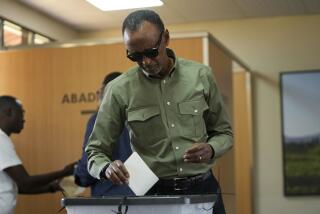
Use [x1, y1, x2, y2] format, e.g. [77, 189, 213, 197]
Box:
[127, 48, 159, 62]
[144, 48, 159, 58]
[127, 52, 143, 62]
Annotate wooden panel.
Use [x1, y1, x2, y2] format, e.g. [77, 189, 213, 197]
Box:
[234, 71, 253, 214]
[168, 37, 203, 63]
[209, 41, 235, 214]
[209, 42, 233, 118]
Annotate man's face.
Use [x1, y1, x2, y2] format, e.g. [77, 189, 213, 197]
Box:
[10, 105, 25, 134]
[124, 22, 168, 77]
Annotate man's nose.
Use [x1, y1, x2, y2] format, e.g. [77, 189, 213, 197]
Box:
[141, 55, 152, 65]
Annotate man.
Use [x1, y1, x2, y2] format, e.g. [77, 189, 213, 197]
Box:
[86, 10, 233, 213]
[0, 95, 75, 214]
[74, 72, 134, 196]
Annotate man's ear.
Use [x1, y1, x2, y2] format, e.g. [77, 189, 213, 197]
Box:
[164, 29, 170, 47]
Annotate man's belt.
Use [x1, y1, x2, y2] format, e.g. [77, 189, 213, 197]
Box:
[157, 171, 212, 191]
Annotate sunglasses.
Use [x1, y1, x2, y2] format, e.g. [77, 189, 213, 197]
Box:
[126, 30, 164, 62]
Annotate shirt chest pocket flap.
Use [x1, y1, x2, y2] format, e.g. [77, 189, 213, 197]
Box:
[178, 99, 209, 137]
[179, 99, 209, 115]
[127, 106, 166, 143]
[128, 106, 159, 122]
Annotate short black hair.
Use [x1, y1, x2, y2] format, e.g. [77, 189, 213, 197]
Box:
[122, 10, 165, 34]
[0, 95, 20, 112]
[102, 71, 122, 86]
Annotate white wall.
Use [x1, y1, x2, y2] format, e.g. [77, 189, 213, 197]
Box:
[79, 15, 320, 214]
[0, 0, 78, 40]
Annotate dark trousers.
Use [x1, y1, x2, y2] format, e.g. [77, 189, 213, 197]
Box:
[146, 171, 226, 214]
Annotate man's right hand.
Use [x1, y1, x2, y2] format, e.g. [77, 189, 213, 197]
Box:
[104, 160, 129, 185]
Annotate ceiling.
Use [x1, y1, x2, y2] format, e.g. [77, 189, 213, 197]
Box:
[17, 0, 320, 32]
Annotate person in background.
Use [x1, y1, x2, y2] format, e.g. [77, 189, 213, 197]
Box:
[86, 10, 233, 214]
[74, 72, 134, 196]
[0, 95, 75, 214]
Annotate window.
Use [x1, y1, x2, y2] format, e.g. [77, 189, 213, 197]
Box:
[34, 33, 50, 44]
[3, 20, 23, 47]
[0, 17, 53, 49]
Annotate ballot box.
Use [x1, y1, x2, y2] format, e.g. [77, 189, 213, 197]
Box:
[61, 194, 216, 214]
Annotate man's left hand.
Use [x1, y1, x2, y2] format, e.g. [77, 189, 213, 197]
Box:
[183, 143, 214, 163]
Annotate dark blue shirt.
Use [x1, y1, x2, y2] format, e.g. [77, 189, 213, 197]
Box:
[74, 113, 134, 196]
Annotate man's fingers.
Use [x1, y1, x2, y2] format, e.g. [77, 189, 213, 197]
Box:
[183, 143, 212, 163]
[115, 160, 130, 178]
[107, 168, 122, 184]
[105, 161, 129, 185]
[111, 162, 127, 184]
[184, 143, 202, 154]
[183, 151, 203, 163]
[184, 143, 204, 158]
[105, 168, 112, 179]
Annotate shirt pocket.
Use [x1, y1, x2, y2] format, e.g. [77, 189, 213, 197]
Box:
[127, 106, 166, 144]
[178, 99, 209, 138]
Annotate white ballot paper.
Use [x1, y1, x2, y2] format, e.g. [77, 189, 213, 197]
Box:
[124, 152, 159, 196]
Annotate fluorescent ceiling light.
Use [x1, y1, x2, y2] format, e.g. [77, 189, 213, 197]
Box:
[86, 0, 163, 11]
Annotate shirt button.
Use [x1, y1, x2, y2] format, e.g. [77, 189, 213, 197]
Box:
[175, 146, 179, 150]
[194, 109, 198, 113]
[171, 124, 175, 128]
[179, 168, 183, 172]
[163, 80, 166, 84]
[167, 101, 171, 105]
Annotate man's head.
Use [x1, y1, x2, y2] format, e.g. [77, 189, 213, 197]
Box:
[0, 96, 25, 136]
[97, 71, 122, 102]
[122, 10, 171, 78]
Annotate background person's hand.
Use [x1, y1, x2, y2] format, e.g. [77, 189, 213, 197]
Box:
[63, 161, 77, 176]
[49, 179, 63, 193]
[104, 160, 129, 185]
[183, 143, 214, 163]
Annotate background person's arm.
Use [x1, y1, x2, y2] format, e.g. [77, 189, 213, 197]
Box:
[4, 162, 75, 194]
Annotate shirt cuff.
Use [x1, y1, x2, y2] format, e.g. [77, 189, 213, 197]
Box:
[99, 163, 110, 180]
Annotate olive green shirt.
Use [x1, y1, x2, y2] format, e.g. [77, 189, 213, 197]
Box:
[86, 49, 233, 179]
